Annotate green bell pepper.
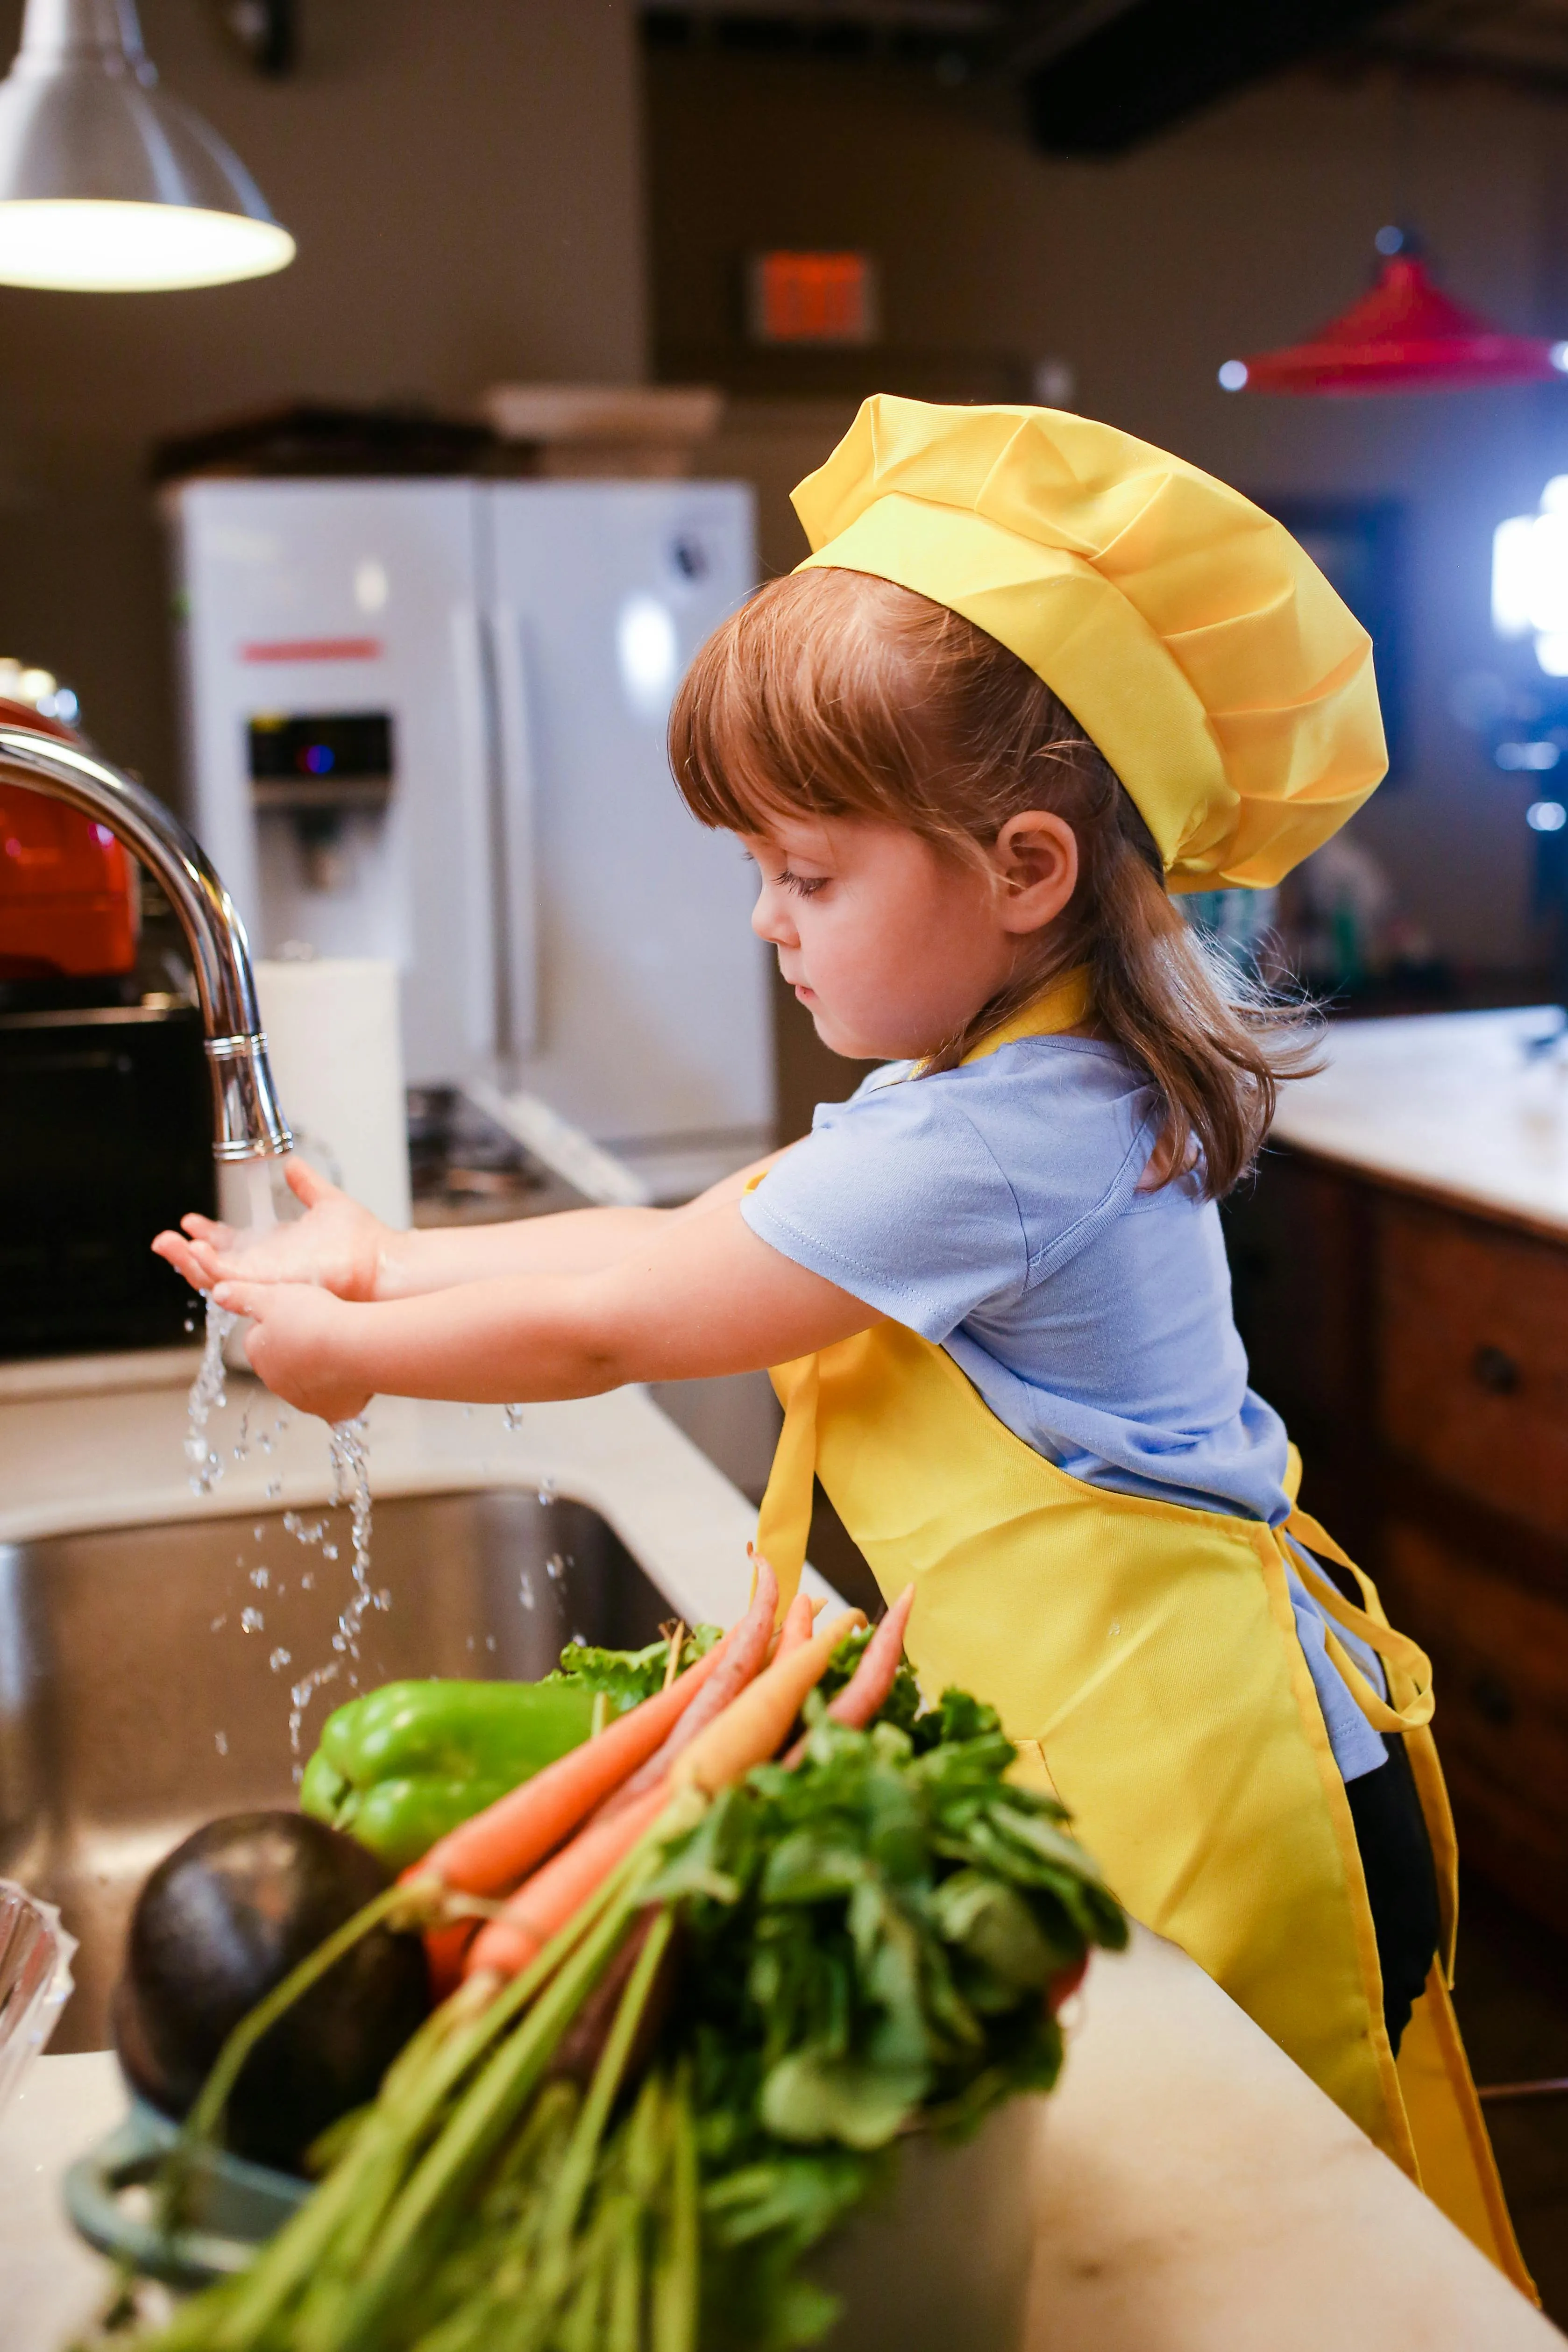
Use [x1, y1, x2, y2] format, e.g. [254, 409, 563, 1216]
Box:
[299, 1678, 597, 1870]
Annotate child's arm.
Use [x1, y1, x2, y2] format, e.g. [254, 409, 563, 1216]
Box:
[152, 1150, 790, 1304]
[210, 1196, 873, 1426]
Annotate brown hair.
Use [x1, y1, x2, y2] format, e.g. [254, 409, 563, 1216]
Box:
[669, 567, 1315, 1199]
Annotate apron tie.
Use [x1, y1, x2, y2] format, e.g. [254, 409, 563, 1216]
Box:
[1281, 1505, 1435, 1735]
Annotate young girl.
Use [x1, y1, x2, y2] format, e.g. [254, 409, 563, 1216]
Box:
[157, 398, 1527, 2290]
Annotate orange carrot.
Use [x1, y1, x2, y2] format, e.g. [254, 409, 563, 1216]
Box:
[408, 1628, 734, 1898]
[773, 1590, 816, 1660]
[782, 1582, 915, 1766]
[670, 1608, 864, 1797]
[598, 1559, 778, 1819]
[826, 1584, 914, 1727]
[463, 1782, 673, 1980]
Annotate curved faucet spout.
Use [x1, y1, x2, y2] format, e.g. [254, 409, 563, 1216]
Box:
[0, 720, 293, 1162]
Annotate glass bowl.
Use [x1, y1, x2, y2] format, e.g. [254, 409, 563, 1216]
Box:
[0, 1879, 78, 2117]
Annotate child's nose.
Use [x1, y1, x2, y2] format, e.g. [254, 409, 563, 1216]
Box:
[751, 887, 797, 949]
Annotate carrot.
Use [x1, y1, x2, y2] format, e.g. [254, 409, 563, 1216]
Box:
[826, 1583, 914, 1727]
[409, 1629, 735, 1898]
[598, 1559, 778, 1819]
[670, 1608, 865, 1797]
[464, 1782, 674, 1981]
[772, 1590, 816, 1660]
[782, 1582, 915, 1766]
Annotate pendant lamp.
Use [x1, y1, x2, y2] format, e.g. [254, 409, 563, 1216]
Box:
[0, 0, 295, 292]
[1220, 229, 1566, 397]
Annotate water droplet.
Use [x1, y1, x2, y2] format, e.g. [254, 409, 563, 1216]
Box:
[184, 1298, 236, 1493]
[466, 1635, 475, 1651]
[254, 1525, 265, 1541]
[545, 1553, 565, 1582]
[250, 1565, 269, 1590]
[301, 1571, 314, 1591]
[269, 1646, 292, 1672]
[503, 1402, 524, 1432]
[213, 1730, 228, 1755]
[209, 1613, 227, 1633]
[485, 1635, 497, 1652]
[323, 1543, 338, 1563]
[519, 1573, 535, 1612]
[240, 1606, 264, 1633]
[265, 1477, 282, 1500]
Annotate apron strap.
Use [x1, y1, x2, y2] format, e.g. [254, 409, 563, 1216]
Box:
[1282, 1504, 1436, 1735]
[754, 1350, 819, 1615]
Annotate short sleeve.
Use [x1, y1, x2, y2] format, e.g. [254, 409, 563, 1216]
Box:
[740, 1079, 1028, 1338]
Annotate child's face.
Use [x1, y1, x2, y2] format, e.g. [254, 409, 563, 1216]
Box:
[740, 810, 1075, 1062]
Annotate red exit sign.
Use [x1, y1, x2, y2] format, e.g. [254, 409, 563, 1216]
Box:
[746, 251, 880, 347]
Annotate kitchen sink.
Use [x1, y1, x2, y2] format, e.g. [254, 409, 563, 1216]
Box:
[0, 1488, 673, 2051]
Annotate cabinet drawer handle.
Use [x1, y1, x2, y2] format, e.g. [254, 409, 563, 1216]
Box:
[1471, 1344, 1521, 1396]
[1469, 1670, 1517, 1729]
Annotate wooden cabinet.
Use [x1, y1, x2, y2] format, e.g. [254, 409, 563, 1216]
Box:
[1377, 1520, 1568, 1936]
[1378, 1201, 1568, 1544]
[1226, 1154, 1568, 1934]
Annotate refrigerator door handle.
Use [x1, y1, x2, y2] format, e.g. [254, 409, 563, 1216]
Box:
[449, 599, 504, 1069]
[485, 599, 540, 1059]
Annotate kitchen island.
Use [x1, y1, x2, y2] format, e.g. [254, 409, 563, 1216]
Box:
[0, 1332, 1558, 2345]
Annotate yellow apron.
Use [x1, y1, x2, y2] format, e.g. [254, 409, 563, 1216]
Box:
[752, 977, 1532, 2295]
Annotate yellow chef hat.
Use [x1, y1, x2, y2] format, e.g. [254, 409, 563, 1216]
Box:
[790, 396, 1386, 891]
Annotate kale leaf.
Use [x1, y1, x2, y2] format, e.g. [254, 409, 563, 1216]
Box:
[547, 1622, 721, 1713]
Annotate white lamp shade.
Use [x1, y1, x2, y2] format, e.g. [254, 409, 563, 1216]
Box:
[0, 0, 295, 291]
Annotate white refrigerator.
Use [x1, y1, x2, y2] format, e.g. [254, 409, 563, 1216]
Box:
[165, 477, 774, 1194]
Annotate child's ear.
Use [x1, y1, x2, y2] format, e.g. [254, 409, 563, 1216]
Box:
[993, 810, 1078, 933]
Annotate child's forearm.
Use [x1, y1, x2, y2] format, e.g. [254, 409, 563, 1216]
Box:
[372, 1208, 670, 1300]
[220, 1192, 869, 1426]
[325, 1276, 646, 1404]
[370, 1150, 789, 1303]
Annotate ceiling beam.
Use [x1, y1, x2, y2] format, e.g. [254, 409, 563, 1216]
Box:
[1019, 0, 1414, 153]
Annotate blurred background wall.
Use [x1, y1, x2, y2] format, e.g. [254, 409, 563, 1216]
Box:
[653, 48, 1568, 986]
[0, 5, 1563, 1007]
[0, 0, 648, 803]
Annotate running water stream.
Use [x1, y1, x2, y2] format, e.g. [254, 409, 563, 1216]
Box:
[285, 1413, 389, 1765]
[181, 1159, 391, 1769]
[182, 1162, 276, 1495]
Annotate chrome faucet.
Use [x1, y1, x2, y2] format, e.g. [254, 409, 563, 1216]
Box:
[0, 719, 292, 1162]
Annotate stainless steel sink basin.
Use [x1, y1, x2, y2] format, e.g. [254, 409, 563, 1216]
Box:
[0, 1488, 672, 2052]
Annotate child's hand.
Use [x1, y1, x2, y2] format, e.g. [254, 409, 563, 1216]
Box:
[211, 1276, 373, 1425]
[152, 1158, 391, 1303]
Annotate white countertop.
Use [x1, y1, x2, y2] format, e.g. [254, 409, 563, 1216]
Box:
[2, 1931, 1557, 2352]
[1271, 1005, 1568, 1236]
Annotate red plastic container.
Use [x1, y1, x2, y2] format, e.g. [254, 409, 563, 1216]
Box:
[0, 699, 137, 981]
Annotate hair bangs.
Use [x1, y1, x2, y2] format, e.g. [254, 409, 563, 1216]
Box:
[669, 569, 947, 840]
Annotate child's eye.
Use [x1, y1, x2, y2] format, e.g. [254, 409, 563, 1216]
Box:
[775, 868, 827, 898]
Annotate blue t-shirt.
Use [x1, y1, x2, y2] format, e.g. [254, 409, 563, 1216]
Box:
[742, 1036, 1387, 1782]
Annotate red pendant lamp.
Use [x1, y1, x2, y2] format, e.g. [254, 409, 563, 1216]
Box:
[1220, 229, 1567, 397]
